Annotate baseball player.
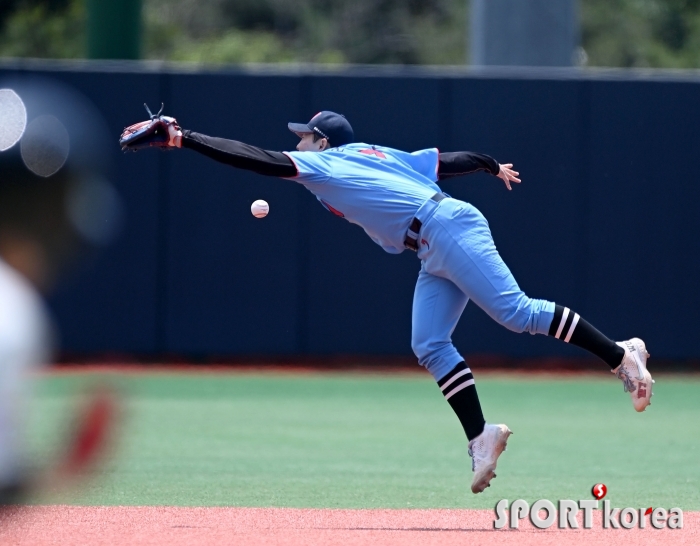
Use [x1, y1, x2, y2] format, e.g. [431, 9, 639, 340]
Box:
[0, 84, 118, 508]
[121, 110, 654, 494]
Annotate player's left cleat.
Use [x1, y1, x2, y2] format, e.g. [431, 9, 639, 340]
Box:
[468, 423, 512, 494]
[613, 338, 653, 412]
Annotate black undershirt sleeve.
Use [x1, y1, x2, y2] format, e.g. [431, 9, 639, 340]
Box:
[437, 151, 500, 180]
[181, 130, 297, 178]
[181, 132, 497, 181]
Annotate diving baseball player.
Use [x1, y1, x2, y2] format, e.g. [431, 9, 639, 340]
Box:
[121, 109, 654, 494]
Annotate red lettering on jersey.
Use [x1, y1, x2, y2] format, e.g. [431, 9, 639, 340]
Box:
[321, 200, 345, 218]
[359, 148, 387, 159]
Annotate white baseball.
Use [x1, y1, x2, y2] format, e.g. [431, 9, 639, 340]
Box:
[251, 199, 269, 218]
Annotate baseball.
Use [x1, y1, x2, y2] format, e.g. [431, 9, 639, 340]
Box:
[251, 199, 269, 218]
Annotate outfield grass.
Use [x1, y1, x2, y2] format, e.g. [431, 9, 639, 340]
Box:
[29, 371, 700, 510]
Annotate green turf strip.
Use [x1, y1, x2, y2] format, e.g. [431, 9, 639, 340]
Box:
[29, 371, 700, 510]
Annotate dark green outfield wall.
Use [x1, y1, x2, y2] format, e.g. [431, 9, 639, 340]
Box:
[1, 62, 697, 360]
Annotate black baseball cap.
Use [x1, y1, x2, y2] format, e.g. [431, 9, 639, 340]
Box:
[288, 111, 354, 147]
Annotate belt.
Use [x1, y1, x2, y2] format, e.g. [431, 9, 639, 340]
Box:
[404, 192, 447, 251]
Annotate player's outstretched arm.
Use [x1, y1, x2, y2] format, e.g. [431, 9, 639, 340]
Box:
[119, 106, 297, 178]
[181, 131, 297, 178]
[438, 151, 520, 190]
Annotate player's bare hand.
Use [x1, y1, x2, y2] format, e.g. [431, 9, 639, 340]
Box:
[497, 163, 521, 190]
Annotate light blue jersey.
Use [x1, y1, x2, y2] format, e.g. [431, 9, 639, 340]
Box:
[284, 141, 554, 382]
[284, 143, 441, 253]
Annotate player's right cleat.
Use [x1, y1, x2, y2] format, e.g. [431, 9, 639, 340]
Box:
[468, 423, 512, 494]
[613, 338, 653, 412]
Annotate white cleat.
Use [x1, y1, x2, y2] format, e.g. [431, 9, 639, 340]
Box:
[468, 423, 512, 494]
[613, 338, 653, 412]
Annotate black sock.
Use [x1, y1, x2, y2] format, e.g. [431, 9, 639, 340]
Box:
[437, 362, 485, 441]
[548, 304, 625, 369]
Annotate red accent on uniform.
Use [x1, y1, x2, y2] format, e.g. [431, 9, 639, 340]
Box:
[645, 507, 653, 516]
[359, 148, 387, 159]
[322, 200, 345, 218]
[62, 388, 116, 476]
[421, 238, 429, 249]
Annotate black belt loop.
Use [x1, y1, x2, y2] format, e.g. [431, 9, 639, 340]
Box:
[404, 193, 446, 251]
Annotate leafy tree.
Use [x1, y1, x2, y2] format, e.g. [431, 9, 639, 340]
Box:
[581, 0, 700, 67]
[0, 0, 83, 58]
[142, 0, 466, 64]
[4, 0, 700, 68]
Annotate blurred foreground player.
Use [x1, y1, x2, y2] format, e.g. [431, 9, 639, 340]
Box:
[121, 108, 653, 494]
[0, 85, 119, 508]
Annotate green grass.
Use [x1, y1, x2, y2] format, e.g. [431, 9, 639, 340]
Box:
[29, 371, 700, 510]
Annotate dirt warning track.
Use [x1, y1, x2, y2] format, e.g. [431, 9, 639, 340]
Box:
[0, 506, 697, 546]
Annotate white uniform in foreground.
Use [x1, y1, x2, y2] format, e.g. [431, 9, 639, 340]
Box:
[0, 258, 51, 490]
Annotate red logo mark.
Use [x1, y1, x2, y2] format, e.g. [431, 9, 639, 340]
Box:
[421, 238, 429, 249]
[321, 200, 345, 218]
[645, 507, 653, 516]
[359, 148, 387, 159]
[637, 383, 647, 399]
[592, 483, 607, 500]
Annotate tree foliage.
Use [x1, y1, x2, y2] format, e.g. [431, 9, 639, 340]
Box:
[581, 0, 700, 67]
[0, 0, 82, 59]
[142, 0, 466, 64]
[4, 0, 700, 68]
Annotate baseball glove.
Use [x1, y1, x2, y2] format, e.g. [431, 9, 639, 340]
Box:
[119, 103, 182, 151]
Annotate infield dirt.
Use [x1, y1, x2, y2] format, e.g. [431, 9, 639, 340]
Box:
[1, 506, 697, 546]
